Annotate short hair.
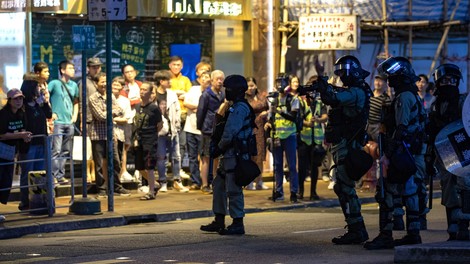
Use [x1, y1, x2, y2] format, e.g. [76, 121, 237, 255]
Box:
[153, 70, 171, 85]
[33, 62, 49, 74]
[200, 71, 211, 78]
[196, 62, 211, 72]
[211, 70, 224, 80]
[121, 64, 135, 74]
[58, 60, 73, 76]
[92, 72, 106, 83]
[20, 78, 40, 103]
[418, 74, 428, 83]
[112, 76, 126, 87]
[169, 55, 183, 64]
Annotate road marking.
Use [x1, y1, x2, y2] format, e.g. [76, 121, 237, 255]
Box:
[292, 228, 341, 234]
[76, 259, 135, 263]
[0, 257, 60, 263]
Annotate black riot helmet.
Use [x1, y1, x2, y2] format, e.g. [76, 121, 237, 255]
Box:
[224, 74, 248, 101]
[377, 57, 420, 87]
[334, 55, 370, 86]
[433, 63, 462, 87]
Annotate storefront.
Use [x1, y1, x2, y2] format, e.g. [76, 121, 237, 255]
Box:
[0, 0, 253, 85]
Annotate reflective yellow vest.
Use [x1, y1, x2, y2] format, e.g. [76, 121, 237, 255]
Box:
[299, 97, 313, 145]
[273, 96, 297, 139]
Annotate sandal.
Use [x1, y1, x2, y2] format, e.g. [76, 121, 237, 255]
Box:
[140, 193, 156, 200]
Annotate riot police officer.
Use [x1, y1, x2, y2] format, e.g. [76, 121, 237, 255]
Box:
[428, 63, 469, 240]
[200, 74, 255, 235]
[365, 57, 425, 249]
[316, 55, 371, 245]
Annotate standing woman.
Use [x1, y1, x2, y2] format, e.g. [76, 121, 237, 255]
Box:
[0, 88, 32, 222]
[245, 77, 269, 190]
[18, 74, 52, 210]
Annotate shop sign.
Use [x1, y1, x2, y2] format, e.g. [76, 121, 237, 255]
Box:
[72, 25, 96, 51]
[299, 14, 359, 50]
[0, 12, 24, 46]
[166, 0, 242, 17]
[0, 0, 66, 12]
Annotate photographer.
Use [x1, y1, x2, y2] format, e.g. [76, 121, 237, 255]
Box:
[200, 75, 255, 235]
[316, 55, 371, 245]
[264, 74, 300, 203]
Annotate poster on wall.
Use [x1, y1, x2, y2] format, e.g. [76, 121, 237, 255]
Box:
[298, 14, 360, 50]
[170, 43, 201, 81]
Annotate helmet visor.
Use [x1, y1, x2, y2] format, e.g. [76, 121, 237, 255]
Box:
[377, 57, 403, 76]
[433, 64, 462, 83]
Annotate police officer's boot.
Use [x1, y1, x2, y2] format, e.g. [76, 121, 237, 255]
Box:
[419, 215, 427, 231]
[364, 231, 394, 250]
[200, 214, 225, 233]
[394, 230, 422, 246]
[219, 217, 245, 235]
[457, 220, 470, 241]
[332, 221, 369, 245]
[392, 215, 405, 231]
[446, 207, 459, 241]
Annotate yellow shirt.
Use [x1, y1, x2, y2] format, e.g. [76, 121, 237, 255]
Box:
[170, 74, 192, 119]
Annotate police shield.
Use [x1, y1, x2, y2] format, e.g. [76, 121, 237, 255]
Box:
[463, 93, 470, 137]
[435, 119, 470, 178]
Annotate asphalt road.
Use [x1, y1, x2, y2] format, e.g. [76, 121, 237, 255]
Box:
[0, 199, 450, 264]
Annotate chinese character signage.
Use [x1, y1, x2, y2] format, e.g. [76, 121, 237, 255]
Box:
[72, 25, 96, 51]
[0, 0, 66, 12]
[298, 14, 359, 50]
[166, 0, 243, 18]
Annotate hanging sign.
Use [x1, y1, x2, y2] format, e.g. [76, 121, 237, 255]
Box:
[299, 14, 360, 50]
[88, 0, 127, 21]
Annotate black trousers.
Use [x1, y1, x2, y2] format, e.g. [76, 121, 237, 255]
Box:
[91, 140, 123, 192]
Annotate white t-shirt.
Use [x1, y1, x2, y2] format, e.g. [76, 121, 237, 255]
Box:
[183, 85, 203, 135]
[115, 95, 133, 142]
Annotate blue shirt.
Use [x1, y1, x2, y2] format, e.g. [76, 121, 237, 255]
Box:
[48, 79, 79, 125]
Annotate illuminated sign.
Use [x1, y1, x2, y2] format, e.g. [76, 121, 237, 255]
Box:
[167, 0, 242, 17]
[299, 15, 359, 50]
[0, 0, 66, 12]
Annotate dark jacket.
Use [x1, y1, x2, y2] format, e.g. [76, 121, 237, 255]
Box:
[197, 86, 225, 135]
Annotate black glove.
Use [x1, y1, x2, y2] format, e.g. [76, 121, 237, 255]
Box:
[316, 77, 329, 93]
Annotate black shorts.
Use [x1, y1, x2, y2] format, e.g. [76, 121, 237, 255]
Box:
[201, 134, 212, 157]
[134, 143, 157, 170]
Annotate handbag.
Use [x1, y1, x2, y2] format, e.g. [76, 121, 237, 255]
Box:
[73, 136, 92, 161]
[235, 156, 261, 187]
[344, 147, 373, 181]
[0, 141, 16, 161]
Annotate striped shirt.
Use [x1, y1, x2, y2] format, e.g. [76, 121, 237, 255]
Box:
[368, 93, 391, 124]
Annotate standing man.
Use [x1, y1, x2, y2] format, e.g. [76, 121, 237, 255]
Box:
[197, 70, 225, 194]
[48, 60, 79, 184]
[79, 58, 102, 125]
[154, 70, 188, 193]
[200, 75, 254, 235]
[316, 55, 371, 245]
[428, 63, 468, 240]
[365, 57, 425, 249]
[169, 56, 192, 178]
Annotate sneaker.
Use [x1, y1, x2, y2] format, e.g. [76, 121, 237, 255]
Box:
[180, 170, 191, 180]
[245, 183, 256, 190]
[57, 177, 69, 185]
[0, 215, 5, 222]
[115, 187, 131, 196]
[190, 183, 201, 190]
[219, 224, 245, 235]
[269, 191, 284, 201]
[256, 183, 269, 190]
[18, 202, 30, 211]
[160, 183, 168, 192]
[322, 176, 330, 182]
[138, 185, 149, 194]
[140, 192, 156, 200]
[201, 221, 225, 233]
[201, 185, 212, 194]
[309, 194, 320, 201]
[364, 232, 395, 250]
[120, 171, 134, 182]
[173, 181, 189, 193]
[305, 176, 311, 182]
[328, 181, 335, 190]
[96, 191, 107, 198]
[394, 234, 422, 246]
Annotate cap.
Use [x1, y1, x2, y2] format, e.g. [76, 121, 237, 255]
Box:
[7, 88, 24, 99]
[374, 74, 387, 80]
[87, 58, 102, 67]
